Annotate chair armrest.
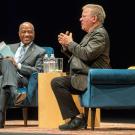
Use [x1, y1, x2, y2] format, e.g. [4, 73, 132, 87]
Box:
[89, 69, 135, 85]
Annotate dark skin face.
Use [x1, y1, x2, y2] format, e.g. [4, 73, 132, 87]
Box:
[5, 22, 35, 66]
[19, 22, 35, 46]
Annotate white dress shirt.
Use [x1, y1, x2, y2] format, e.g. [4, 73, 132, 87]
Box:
[15, 42, 32, 69]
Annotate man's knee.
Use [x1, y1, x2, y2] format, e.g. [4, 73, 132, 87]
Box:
[1, 59, 14, 69]
[1, 59, 11, 65]
[51, 77, 60, 88]
[51, 77, 65, 90]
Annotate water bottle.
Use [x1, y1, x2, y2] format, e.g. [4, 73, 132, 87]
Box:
[49, 54, 56, 72]
[43, 54, 49, 72]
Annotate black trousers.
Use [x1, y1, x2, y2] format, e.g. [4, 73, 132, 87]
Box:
[51, 76, 84, 120]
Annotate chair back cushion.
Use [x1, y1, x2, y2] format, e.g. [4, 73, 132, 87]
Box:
[43, 47, 54, 57]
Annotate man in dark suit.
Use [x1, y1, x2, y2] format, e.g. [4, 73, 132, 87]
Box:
[0, 22, 45, 128]
[51, 4, 111, 130]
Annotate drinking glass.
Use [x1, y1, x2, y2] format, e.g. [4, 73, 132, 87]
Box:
[55, 58, 63, 72]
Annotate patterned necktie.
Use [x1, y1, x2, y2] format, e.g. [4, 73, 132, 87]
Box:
[19, 46, 25, 62]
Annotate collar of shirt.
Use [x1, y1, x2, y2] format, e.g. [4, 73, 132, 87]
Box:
[88, 24, 103, 33]
[15, 42, 33, 63]
[20, 41, 33, 52]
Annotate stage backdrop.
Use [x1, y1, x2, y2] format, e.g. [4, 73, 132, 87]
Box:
[0, 0, 135, 70]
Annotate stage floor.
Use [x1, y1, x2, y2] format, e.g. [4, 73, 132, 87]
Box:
[0, 120, 135, 135]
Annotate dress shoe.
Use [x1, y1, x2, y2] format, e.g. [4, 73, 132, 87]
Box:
[59, 117, 87, 130]
[14, 92, 27, 106]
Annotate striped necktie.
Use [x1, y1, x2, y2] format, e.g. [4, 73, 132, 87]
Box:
[19, 46, 25, 62]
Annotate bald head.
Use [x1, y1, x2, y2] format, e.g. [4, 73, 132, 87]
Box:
[19, 22, 34, 32]
[19, 22, 35, 46]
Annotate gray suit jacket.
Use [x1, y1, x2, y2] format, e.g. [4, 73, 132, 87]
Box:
[63, 25, 111, 91]
[9, 43, 45, 77]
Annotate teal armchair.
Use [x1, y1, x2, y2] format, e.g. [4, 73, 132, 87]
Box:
[80, 69, 135, 130]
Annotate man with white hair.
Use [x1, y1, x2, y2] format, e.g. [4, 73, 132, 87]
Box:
[51, 4, 111, 130]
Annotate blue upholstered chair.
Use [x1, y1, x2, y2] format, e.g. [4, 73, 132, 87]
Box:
[7, 46, 54, 126]
[42, 47, 54, 57]
[80, 69, 135, 130]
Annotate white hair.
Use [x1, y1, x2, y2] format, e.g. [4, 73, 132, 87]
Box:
[82, 4, 106, 24]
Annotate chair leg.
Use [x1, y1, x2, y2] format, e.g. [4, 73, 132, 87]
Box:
[22, 107, 28, 126]
[84, 107, 89, 129]
[4, 111, 6, 126]
[0, 93, 9, 127]
[91, 108, 96, 130]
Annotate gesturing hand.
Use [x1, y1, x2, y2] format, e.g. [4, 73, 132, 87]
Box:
[58, 31, 73, 46]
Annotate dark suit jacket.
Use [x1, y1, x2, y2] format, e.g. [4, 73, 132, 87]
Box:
[0, 42, 45, 104]
[62, 25, 111, 91]
[9, 42, 45, 78]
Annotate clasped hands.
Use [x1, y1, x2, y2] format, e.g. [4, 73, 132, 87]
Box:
[58, 31, 73, 46]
